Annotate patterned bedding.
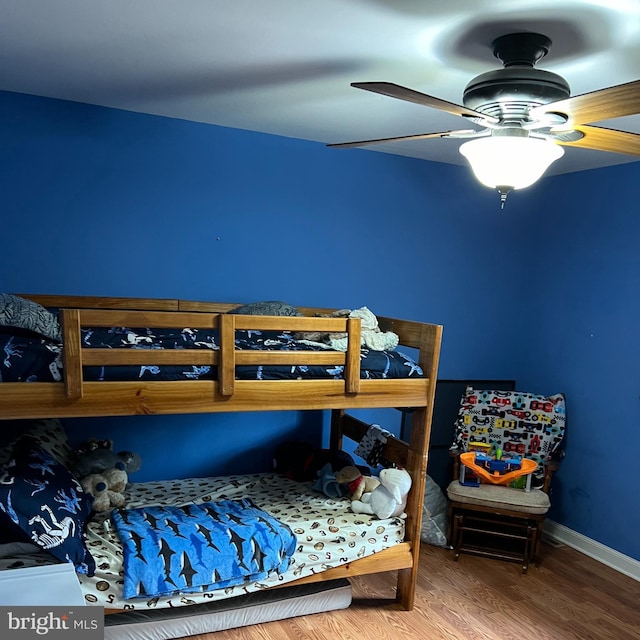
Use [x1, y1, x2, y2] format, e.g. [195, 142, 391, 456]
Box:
[0, 327, 424, 383]
[0, 473, 405, 609]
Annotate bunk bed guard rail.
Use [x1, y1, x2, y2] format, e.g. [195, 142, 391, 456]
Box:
[61, 309, 363, 400]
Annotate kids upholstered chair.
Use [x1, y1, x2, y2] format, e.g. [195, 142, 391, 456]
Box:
[446, 386, 565, 573]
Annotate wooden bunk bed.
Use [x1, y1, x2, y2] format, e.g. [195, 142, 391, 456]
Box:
[0, 294, 442, 616]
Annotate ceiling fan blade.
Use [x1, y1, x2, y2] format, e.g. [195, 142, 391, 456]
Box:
[327, 129, 477, 149]
[351, 82, 498, 124]
[531, 79, 640, 125]
[553, 125, 640, 155]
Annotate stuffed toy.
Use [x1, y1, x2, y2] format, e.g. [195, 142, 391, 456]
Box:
[75, 438, 112, 454]
[335, 465, 380, 501]
[71, 439, 142, 480]
[103, 466, 128, 495]
[273, 440, 354, 482]
[72, 438, 140, 513]
[350, 467, 412, 519]
[295, 307, 399, 352]
[312, 463, 349, 498]
[80, 468, 128, 512]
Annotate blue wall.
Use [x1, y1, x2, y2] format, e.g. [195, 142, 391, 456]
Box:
[1, 90, 638, 561]
[512, 167, 640, 560]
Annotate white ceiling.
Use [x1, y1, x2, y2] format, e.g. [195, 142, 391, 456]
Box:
[1, 0, 640, 176]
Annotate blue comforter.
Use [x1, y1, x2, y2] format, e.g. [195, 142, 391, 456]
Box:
[111, 498, 297, 599]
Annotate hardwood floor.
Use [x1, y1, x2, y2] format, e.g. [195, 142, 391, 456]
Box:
[192, 542, 640, 640]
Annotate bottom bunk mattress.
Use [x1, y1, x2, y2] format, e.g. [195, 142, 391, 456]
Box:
[104, 579, 352, 640]
[0, 472, 405, 610]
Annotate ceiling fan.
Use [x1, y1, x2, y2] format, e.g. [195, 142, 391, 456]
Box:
[328, 32, 640, 207]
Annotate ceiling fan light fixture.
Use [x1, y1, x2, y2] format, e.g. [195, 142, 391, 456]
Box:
[459, 135, 564, 191]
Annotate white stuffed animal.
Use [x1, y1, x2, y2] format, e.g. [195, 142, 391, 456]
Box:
[350, 467, 412, 519]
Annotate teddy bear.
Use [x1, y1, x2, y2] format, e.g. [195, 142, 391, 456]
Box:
[80, 467, 128, 512]
[103, 466, 128, 495]
[350, 467, 412, 519]
[72, 439, 141, 512]
[335, 465, 381, 501]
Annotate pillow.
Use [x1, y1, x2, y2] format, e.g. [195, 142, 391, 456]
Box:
[0, 436, 95, 575]
[0, 419, 75, 470]
[451, 387, 566, 485]
[0, 294, 62, 342]
[24, 419, 76, 470]
[228, 301, 302, 316]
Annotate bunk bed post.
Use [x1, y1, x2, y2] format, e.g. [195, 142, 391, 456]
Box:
[395, 408, 429, 609]
[395, 322, 443, 610]
[329, 409, 346, 451]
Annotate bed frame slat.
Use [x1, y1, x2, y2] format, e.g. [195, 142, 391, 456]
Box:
[61, 309, 83, 400]
[344, 317, 361, 394]
[219, 314, 236, 396]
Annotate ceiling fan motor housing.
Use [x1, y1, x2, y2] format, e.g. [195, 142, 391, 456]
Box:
[463, 32, 570, 122]
[463, 68, 570, 121]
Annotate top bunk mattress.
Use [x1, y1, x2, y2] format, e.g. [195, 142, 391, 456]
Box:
[0, 298, 425, 383]
[0, 327, 423, 382]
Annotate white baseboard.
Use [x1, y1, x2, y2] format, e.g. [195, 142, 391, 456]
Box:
[544, 520, 640, 582]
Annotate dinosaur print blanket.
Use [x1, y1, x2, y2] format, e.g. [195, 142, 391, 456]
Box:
[111, 498, 297, 599]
